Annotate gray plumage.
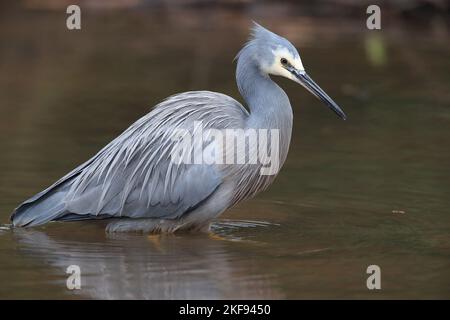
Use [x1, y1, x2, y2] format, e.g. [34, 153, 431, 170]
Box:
[11, 23, 346, 232]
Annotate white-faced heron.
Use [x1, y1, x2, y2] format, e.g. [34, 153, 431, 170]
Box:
[11, 23, 346, 233]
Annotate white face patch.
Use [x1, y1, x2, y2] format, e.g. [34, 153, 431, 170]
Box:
[261, 46, 304, 81]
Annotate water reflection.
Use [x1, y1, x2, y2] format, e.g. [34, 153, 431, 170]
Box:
[12, 222, 282, 299]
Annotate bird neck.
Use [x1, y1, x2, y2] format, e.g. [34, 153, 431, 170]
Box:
[237, 59, 293, 129]
[236, 58, 293, 165]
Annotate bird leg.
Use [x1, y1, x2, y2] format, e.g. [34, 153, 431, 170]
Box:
[208, 232, 228, 241]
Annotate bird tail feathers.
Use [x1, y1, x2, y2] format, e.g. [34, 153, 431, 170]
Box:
[11, 183, 71, 228]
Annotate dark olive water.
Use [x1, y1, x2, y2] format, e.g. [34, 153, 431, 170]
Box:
[0, 8, 449, 299]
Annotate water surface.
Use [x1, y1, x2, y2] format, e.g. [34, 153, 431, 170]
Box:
[0, 7, 449, 299]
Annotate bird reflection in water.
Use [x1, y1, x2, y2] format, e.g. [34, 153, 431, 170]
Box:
[12, 221, 283, 299]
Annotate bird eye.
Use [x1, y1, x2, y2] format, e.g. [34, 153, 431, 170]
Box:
[280, 58, 288, 65]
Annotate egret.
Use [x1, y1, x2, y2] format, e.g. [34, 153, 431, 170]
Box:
[11, 23, 346, 233]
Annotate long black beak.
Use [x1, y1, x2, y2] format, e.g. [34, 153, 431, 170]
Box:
[292, 70, 347, 120]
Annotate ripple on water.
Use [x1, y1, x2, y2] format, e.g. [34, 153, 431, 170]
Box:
[211, 219, 281, 242]
[214, 219, 280, 229]
[0, 224, 12, 232]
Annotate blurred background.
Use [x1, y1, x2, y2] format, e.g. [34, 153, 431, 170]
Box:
[0, 0, 449, 299]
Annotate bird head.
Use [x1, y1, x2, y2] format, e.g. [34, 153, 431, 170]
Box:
[239, 22, 347, 120]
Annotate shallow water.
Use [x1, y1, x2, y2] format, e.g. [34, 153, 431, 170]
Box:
[0, 7, 449, 299]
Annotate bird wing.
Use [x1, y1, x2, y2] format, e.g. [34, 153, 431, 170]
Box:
[13, 91, 248, 225]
